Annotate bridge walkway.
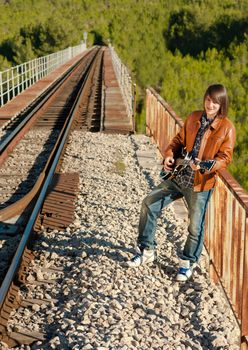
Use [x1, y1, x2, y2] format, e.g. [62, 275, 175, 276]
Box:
[0, 45, 243, 349]
[65, 131, 239, 350]
[7, 131, 239, 350]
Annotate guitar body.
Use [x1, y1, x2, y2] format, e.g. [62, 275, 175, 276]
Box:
[160, 154, 216, 181]
[160, 169, 171, 180]
[160, 162, 186, 181]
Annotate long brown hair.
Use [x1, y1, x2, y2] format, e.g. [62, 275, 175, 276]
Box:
[204, 84, 228, 116]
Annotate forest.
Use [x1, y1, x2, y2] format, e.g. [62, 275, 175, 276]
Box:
[0, 0, 247, 190]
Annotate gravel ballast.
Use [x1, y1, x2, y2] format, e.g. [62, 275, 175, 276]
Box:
[2, 132, 240, 350]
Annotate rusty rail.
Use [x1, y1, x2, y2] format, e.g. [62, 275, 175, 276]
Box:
[0, 48, 104, 346]
[146, 87, 248, 350]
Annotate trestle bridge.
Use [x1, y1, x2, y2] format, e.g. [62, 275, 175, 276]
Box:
[0, 42, 247, 350]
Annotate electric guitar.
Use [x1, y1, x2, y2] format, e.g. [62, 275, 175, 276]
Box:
[160, 152, 216, 181]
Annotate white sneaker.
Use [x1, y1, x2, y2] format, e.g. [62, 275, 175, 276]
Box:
[126, 248, 156, 268]
[176, 259, 193, 282]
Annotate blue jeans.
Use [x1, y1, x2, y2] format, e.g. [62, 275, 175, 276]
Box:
[137, 179, 213, 264]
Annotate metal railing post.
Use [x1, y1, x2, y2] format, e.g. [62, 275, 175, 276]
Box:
[7, 70, 10, 102]
[0, 72, 3, 106]
[11, 68, 14, 100]
[21, 64, 24, 91]
[17, 67, 20, 95]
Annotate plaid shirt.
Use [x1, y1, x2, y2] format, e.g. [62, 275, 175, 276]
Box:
[175, 113, 215, 189]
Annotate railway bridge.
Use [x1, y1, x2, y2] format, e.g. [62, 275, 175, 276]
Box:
[0, 43, 247, 350]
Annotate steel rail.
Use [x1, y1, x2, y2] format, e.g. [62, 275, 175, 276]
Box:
[0, 48, 95, 159]
[0, 48, 100, 221]
[0, 48, 102, 310]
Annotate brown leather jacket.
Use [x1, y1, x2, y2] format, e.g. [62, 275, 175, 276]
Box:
[163, 110, 236, 192]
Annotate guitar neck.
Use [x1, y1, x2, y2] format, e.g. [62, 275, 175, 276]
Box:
[198, 159, 216, 171]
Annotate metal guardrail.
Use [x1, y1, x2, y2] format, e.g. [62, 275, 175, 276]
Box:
[146, 87, 248, 350]
[0, 43, 86, 107]
[108, 44, 135, 129]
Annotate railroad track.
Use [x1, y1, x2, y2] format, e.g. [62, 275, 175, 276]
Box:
[0, 45, 105, 347]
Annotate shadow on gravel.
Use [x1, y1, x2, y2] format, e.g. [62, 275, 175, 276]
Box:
[35, 229, 134, 263]
[129, 135, 156, 189]
[162, 217, 185, 256]
[156, 257, 225, 350]
[153, 216, 227, 349]
[0, 231, 22, 285]
[155, 214, 187, 279]
[177, 281, 225, 350]
[157, 252, 225, 350]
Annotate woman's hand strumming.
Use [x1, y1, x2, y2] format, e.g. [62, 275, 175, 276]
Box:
[163, 157, 175, 171]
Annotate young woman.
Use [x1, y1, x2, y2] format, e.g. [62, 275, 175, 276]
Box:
[127, 84, 236, 282]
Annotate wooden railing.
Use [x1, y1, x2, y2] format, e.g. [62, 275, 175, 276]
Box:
[146, 87, 248, 350]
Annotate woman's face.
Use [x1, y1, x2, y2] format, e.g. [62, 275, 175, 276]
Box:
[204, 95, 221, 118]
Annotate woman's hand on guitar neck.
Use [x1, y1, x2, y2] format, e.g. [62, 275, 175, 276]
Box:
[189, 158, 201, 171]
